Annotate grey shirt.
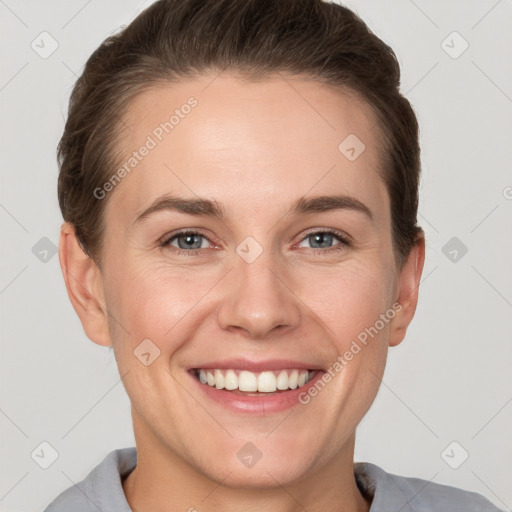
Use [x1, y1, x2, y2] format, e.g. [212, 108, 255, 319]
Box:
[43, 447, 504, 511]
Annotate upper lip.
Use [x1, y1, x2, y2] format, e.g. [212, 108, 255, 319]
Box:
[188, 359, 324, 372]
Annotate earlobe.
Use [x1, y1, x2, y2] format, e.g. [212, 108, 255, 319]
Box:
[388, 232, 426, 347]
[58, 222, 111, 347]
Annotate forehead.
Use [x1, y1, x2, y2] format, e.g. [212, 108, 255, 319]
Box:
[106, 73, 389, 226]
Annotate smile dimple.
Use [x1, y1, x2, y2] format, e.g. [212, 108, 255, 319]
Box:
[193, 368, 315, 393]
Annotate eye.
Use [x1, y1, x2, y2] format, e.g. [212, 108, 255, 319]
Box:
[162, 230, 213, 253]
[161, 228, 351, 256]
[296, 230, 351, 252]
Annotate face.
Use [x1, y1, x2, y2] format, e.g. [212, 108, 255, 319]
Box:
[70, 73, 421, 488]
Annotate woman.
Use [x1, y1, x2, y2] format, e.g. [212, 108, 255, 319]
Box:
[44, 0, 503, 510]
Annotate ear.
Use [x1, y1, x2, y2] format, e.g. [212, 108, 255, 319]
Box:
[58, 222, 111, 347]
[388, 232, 426, 347]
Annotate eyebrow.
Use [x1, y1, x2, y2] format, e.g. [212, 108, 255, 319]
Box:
[133, 193, 374, 224]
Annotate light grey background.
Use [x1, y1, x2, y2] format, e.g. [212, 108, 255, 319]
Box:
[1, 1, 511, 511]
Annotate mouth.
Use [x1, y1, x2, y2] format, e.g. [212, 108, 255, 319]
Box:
[186, 359, 327, 414]
[190, 368, 318, 396]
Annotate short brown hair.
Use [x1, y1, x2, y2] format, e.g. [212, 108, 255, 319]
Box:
[58, 0, 423, 268]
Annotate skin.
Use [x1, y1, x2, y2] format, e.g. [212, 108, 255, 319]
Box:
[59, 72, 425, 512]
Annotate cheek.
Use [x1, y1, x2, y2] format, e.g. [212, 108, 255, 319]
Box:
[104, 259, 217, 354]
[293, 260, 394, 407]
[102, 262, 211, 412]
[303, 263, 394, 407]
[296, 260, 395, 346]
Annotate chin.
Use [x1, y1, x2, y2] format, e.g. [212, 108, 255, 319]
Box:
[207, 458, 311, 489]
[186, 436, 320, 489]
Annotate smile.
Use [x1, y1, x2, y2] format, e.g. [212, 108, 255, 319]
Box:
[193, 368, 315, 394]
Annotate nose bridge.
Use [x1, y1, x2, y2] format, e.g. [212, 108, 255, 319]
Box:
[217, 243, 301, 338]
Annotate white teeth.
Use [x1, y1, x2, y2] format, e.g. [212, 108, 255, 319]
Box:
[258, 371, 277, 392]
[276, 370, 289, 390]
[195, 368, 314, 393]
[238, 371, 258, 392]
[288, 369, 299, 389]
[214, 369, 224, 389]
[224, 369, 237, 390]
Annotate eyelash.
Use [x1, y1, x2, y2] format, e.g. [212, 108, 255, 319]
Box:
[161, 228, 352, 256]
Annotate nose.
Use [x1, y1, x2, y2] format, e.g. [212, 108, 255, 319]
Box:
[217, 251, 301, 339]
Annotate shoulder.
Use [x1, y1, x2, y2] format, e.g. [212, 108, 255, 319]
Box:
[354, 462, 505, 512]
[43, 447, 137, 512]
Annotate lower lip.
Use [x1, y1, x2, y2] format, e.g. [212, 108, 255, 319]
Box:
[188, 370, 325, 414]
